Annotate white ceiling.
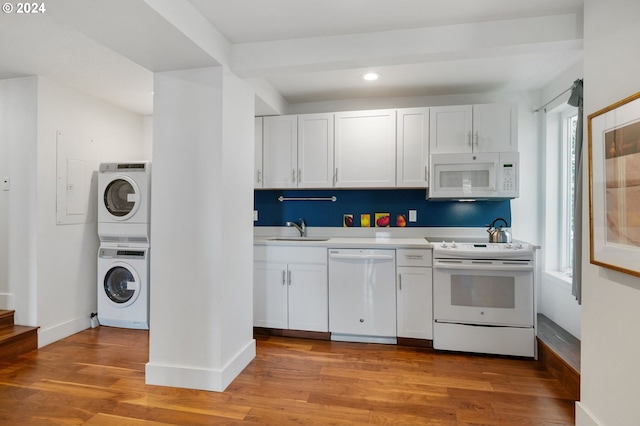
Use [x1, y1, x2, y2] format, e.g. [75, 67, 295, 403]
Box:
[0, 0, 583, 116]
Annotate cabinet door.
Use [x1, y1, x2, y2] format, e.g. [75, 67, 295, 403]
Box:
[253, 261, 288, 329]
[298, 113, 334, 188]
[472, 103, 517, 152]
[287, 263, 328, 332]
[397, 266, 433, 339]
[396, 107, 430, 187]
[254, 117, 263, 188]
[263, 115, 298, 188]
[429, 105, 473, 154]
[334, 110, 396, 188]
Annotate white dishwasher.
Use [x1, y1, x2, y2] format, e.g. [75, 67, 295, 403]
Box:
[328, 249, 397, 344]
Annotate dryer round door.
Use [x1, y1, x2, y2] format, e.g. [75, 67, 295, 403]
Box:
[103, 176, 141, 220]
[103, 263, 141, 307]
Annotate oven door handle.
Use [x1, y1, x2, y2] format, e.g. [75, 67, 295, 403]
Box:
[433, 261, 533, 272]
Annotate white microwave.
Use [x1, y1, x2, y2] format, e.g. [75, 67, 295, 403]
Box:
[428, 152, 519, 199]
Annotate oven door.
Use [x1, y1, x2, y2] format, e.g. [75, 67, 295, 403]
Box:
[433, 259, 534, 327]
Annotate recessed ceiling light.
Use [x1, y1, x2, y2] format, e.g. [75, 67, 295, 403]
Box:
[362, 72, 380, 81]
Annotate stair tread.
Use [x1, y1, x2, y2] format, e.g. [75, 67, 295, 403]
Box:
[0, 325, 39, 342]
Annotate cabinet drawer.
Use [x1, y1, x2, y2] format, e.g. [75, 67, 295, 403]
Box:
[396, 249, 432, 267]
[254, 245, 327, 264]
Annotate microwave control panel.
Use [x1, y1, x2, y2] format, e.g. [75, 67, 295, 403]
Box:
[499, 152, 519, 198]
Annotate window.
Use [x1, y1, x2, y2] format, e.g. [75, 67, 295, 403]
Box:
[544, 104, 578, 280]
[561, 111, 578, 274]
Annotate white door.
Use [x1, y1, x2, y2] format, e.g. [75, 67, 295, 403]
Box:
[287, 263, 328, 332]
[429, 105, 473, 154]
[298, 113, 334, 188]
[334, 110, 396, 187]
[253, 261, 288, 328]
[263, 115, 298, 188]
[397, 266, 433, 339]
[396, 107, 430, 187]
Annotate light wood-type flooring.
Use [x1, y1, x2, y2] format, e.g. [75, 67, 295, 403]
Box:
[0, 327, 575, 425]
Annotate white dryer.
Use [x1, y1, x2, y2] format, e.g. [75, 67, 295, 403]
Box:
[98, 162, 151, 244]
[97, 245, 149, 330]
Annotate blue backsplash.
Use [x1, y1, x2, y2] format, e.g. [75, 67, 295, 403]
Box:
[254, 189, 511, 228]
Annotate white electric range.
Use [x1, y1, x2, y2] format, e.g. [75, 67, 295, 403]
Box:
[430, 238, 536, 357]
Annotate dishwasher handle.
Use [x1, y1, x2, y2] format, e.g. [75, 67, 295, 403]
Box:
[329, 253, 395, 261]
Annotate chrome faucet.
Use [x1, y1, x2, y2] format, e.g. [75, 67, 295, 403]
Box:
[286, 218, 306, 237]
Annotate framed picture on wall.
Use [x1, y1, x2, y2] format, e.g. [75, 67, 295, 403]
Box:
[588, 91, 640, 277]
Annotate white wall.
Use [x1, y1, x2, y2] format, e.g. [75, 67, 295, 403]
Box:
[0, 76, 147, 345]
[146, 66, 255, 392]
[0, 77, 38, 324]
[577, 0, 640, 424]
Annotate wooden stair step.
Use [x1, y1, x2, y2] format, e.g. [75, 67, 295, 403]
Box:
[0, 310, 39, 361]
[0, 310, 15, 327]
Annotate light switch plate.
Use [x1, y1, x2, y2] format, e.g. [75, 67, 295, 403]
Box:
[253, 210, 258, 221]
[408, 210, 417, 222]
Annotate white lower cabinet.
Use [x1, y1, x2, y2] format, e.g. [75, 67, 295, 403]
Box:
[396, 249, 433, 340]
[253, 246, 328, 332]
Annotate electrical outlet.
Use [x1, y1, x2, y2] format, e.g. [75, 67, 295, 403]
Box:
[2, 177, 9, 191]
[408, 210, 417, 222]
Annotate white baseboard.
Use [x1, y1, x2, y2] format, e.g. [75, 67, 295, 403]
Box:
[576, 402, 602, 426]
[37, 315, 90, 348]
[0, 293, 15, 310]
[145, 339, 256, 392]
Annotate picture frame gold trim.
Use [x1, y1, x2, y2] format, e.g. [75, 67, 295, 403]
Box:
[588, 91, 640, 277]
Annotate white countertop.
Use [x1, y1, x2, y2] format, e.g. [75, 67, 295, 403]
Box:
[253, 236, 432, 249]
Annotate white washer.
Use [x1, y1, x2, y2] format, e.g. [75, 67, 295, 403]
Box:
[98, 161, 151, 244]
[97, 245, 149, 330]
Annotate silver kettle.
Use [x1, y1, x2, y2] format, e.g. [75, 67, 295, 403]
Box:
[487, 217, 512, 243]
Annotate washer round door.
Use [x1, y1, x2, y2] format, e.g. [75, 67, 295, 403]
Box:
[103, 263, 140, 307]
[103, 176, 140, 220]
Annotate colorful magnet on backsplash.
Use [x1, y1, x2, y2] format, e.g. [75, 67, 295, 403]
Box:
[360, 214, 370, 227]
[396, 214, 407, 227]
[343, 214, 354, 227]
[375, 213, 390, 227]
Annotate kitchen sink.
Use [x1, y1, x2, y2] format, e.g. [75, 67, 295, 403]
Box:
[267, 237, 330, 242]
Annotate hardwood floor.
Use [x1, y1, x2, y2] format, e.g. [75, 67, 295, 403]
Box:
[0, 327, 575, 425]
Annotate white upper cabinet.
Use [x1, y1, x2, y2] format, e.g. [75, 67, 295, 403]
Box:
[334, 109, 396, 188]
[473, 103, 517, 152]
[263, 115, 298, 188]
[254, 117, 263, 189]
[297, 113, 334, 188]
[430, 103, 516, 154]
[396, 107, 430, 187]
[262, 113, 334, 189]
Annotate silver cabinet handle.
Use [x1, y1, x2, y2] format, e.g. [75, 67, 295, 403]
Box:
[398, 274, 402, 290]
[468, 131, 472, 146]
[298, 169, 302, 183]
[424, 166, 428, 182]
[256, 169, 262, 183]
[287, 270, 291, 286]
[474, 131, 479, 146]
[292, 169, 296, 183]
[282, 270, 286, 285]
[334, 168, 338, 184]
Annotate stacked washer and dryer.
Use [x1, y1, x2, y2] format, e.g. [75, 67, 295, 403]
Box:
[97, 162, 151, 330]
